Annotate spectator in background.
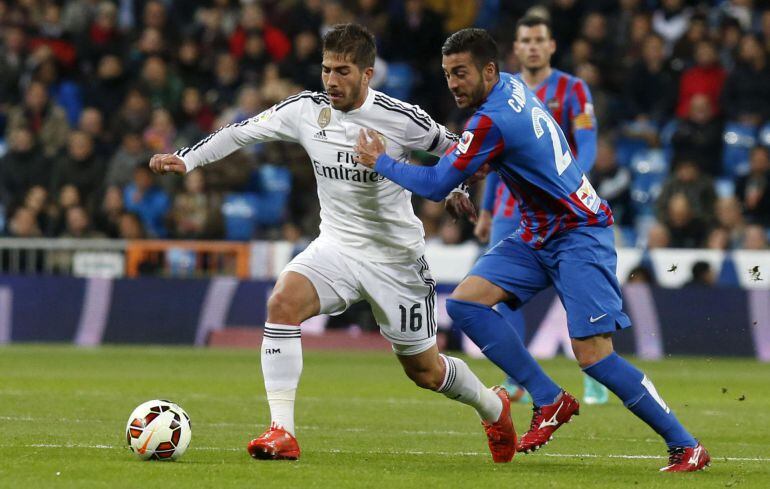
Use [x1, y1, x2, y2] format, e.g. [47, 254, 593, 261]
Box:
[661, 192, 709, 248]
[84, 54, 128, 118]
[6, 80, 70, 158]
[141, 0, 178, 46]
[105, 131, 150, 188]
[686, 260, 715, 287]
[671, 13, 708, 67]
[715, 196, 746, 248]
[0, 127, 49, 208]
[580, 12, 615, 73]
[47, 184, 82, 237]
[176, 87, 215, 146]
[0, 24, 27, 108]
[21, 185, 52, 234]
[4, 206, 42, 238]
[123, 164, 170, 238]
[229, 3, 291, 63]
[281, 30, 322, 92]
[706, 227, 731, 250]
[760, 9, 770, 56]
[417, 199, 445, 243]
[735, 146, 770, 227]
[143, 108, 178, 154]
[77, 106, 111, 159]
[110, 86, 151, 136]
[722, 34, 770, 126]
[657, 159, 717, 224]
[717, 16, 742, 71]
[94, 185, 125, 238]
[675, 40, 726, 119]
[647, 222, 671, 248]
[168, 171, 222, 240]
[61, 205, 104, 239]
[355, 0, 388, 39]
[78, 1, 125, 71]
[742, 224, 769, 250]
[50, 131, 105, 208]
[671, 94, 723, 177]
[591, 137, 634, 226]
[117, 211, 146, 239]
[623, 33, 677, 133]
[176, 38, 211, 89]
[140, 56, 183, 112]
[209, 52, 242, 111]
[239, 33, 270, 84]
[651, 0, 692, 49]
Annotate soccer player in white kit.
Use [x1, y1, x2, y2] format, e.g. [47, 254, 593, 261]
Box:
[149, 24, 516, 463]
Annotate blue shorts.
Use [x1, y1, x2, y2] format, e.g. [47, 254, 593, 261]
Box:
[471, 225, 632, 339]
[490, 214, 519, 247]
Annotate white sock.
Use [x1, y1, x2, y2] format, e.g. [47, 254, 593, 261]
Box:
[261, 323, 303, 436]
[438, 354, 502, 422]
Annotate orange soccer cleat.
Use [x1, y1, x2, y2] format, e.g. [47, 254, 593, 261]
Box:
[481, 386, 517, 463]
[247, 423, 301, 461]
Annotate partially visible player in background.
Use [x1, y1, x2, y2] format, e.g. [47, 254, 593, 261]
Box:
[474, 15, 608, 405]
[150, 24, 516, 463]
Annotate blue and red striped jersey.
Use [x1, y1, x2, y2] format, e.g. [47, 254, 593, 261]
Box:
[483, 69, 597, 227]
[446, 73, 611, 248]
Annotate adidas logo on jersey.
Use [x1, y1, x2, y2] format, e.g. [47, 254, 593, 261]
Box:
[313, 130, 328, 141]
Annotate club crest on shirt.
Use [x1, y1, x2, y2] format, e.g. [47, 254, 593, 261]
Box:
[318, 107, 331, 128]
[456, 131, 474, 154]
[547, 97, 560, 112]
[254, 106, 275, 124]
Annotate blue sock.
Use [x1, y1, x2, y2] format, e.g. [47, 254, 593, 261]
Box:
[497, 302, 526, 388]
[446, 298, 561, 406]
[584, 352, 697, 448]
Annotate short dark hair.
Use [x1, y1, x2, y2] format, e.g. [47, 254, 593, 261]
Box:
[322, 23, 376, 69]
[515, 15, 552, 38]
[441, 28, 498, 72]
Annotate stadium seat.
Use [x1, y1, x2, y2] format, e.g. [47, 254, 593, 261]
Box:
[221, 192, 260, 241]
[380, 62, 415, 101]
[629, 148, 669, 217]
[252, 165, 291, 227]
[722, 122, 756, 178]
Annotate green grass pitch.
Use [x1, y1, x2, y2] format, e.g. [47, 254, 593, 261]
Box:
[1, 345, 768, 488]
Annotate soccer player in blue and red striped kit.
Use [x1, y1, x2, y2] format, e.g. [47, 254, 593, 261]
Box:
[474, 16, 608, 406]
[355, 28, 710, 472]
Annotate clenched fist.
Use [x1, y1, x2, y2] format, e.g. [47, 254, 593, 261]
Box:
[149, 154, 187, 175]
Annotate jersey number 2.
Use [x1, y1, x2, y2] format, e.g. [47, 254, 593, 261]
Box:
[531, 106, 572, 175]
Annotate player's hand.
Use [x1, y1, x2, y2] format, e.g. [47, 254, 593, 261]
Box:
[149, 154, 186, 175]
[474, 210, 492, 243]
[353, 129, 385, 169]
[446, 191, 477, 224]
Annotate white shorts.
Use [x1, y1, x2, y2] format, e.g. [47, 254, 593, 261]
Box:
[283, 237, 437, 355]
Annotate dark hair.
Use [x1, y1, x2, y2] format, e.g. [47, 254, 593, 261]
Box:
[441, 28, 498, 72]
[322, 23, 376, 69]
[515, 15, 552, 38]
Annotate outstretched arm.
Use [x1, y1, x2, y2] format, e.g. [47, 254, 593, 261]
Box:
[354, 114, 503, 202]
[569, 79, 598, 173]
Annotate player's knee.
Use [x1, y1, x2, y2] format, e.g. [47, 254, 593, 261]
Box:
[445, 298, 485, 322]
[267, 290, 302, 324]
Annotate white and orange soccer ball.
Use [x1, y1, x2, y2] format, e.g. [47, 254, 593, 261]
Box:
[125, 400, 192, 461]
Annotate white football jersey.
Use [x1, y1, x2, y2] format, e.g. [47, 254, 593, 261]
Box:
[176, 89, 458, 263]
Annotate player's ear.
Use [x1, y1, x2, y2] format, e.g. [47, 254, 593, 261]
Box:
[363, 66, 374, 84]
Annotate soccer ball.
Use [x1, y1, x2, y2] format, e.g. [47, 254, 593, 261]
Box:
[125, 399, 192, 461]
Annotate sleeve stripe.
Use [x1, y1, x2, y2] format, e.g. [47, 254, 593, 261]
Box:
[452, 115, 494, 172]
[275, 91, 329, 111]
[573, 80, 588, 111]
[427, 132, 440, 152]
[372, 100, 430, 131]
[374, 94, 433, 125]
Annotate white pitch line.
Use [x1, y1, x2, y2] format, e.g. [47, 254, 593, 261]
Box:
[8, 443, 770, 462]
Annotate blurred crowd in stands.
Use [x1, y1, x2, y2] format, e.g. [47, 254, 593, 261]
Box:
[0, 0, 769, 252]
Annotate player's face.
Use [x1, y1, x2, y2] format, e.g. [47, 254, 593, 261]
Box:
[514, 25, 556, 71]
[321, 52, 373, 112]
[442, 52, 489, 109]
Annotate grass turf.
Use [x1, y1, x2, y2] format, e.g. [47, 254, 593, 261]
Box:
[0, 345, 768, 488]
